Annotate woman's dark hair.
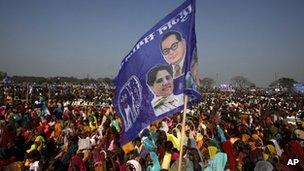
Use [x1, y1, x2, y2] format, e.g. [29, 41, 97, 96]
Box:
[147, 64, 173, 86]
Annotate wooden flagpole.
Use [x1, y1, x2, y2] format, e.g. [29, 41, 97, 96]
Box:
[26, 83, 29, 104]
[29, 85, 32, 105]
[48, 84, 51, 100]
[178, 95, 188, 171]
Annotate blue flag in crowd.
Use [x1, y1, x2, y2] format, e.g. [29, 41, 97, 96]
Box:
[2, 73, 12, 85]
[293, 83, 304, 94]
[114, 0, 201, 145]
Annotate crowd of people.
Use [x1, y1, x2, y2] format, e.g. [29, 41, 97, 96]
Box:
[0, 82, 303, 171]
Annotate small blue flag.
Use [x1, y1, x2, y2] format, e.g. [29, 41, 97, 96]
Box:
[293, 83, 304, 94]
[114, 0, 201, 145]
[2, 73, 12, 85]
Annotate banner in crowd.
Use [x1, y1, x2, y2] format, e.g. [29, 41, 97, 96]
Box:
[219, 83, 235, 92]
[1, 74, 12, 85]
[293, 83, 304, 94]
[114, 0, 201, 144]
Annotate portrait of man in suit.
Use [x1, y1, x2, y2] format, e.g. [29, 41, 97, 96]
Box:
[160, 31, 186, 79]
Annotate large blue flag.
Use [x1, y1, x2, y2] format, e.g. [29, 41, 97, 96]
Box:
[114, 0, 201, 145]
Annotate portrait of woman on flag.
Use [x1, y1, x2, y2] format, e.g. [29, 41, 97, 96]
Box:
[147, 64, 183, 116]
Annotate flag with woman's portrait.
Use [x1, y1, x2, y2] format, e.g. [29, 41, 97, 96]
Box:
[113, 0, 201, 145]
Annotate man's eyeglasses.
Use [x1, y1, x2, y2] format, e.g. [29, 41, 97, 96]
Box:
[162, 41, 179, 55]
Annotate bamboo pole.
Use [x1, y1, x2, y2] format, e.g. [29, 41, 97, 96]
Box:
[26, 83, 29, 104]
[178, 95, 188, 171]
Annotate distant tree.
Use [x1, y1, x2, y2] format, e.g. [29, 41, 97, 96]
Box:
[103, 77, 113, 85]
[81, 78, 96, 84]
[0, 71, 6, 80]
[269, 77, 297, 90]
[1, 74, 116, 85]
[60, 76, 78, 83]
[96, 78, 104, 83]
[230, 76, 255, 89]
[12, 76, 47, 84]
[201, 77, 215, 89]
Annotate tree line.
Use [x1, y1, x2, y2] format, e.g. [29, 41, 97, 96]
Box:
[0, 71, 113, 85]
[0, 71, 298, 90]
[201, 76, 298, 90]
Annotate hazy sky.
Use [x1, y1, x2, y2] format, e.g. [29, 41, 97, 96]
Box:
[0, 0, 303, 87]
